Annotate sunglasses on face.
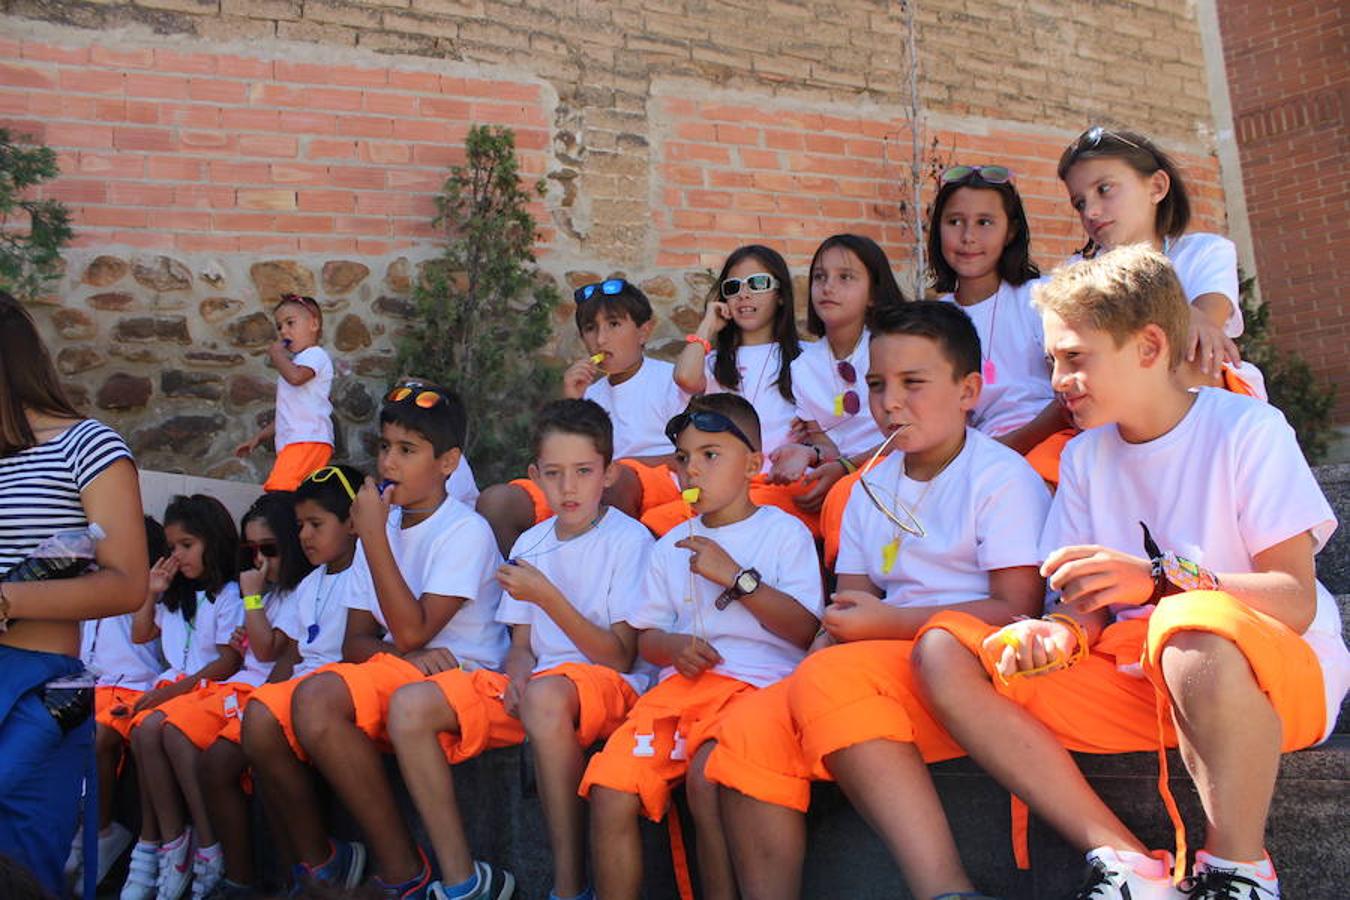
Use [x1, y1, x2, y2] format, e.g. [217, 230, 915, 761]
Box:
[664, 409, 758, 453]
[720, 273, 779, 299]
[305, 465, 357, 500]
[574, 278, 632, 304]
[836, 361, 861, 416]
[940, 165, 1013, 186]
[385, 386, 444, 409]
[239, 541, 278, 568]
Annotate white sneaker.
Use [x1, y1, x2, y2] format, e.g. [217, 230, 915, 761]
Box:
[156, 829, 195, 900]
[65, 829, 84, 879]
[1071, 846, 1182, 900]
[119, 841, 160, 900]
[1181, 851, 1280, 899]
[189, 846, 225, 900]
[93, 822, 136, 886]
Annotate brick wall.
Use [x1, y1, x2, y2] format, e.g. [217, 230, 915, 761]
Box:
[1217, 0, 1348, 424]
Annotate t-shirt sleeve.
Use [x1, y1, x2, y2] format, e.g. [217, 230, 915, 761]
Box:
[275, 579, 305, 641]
[835, 482, 872, 576]
[68, 420, 133, 491]
[976, 457, 1052, 570]
[421, 518, 501, 604]
[607, 527, 654, 625]
[1039, 437, 1093, 559]
[1232, 406, 1337, 556]
[1180, 236, 1241, 337]
[768, 516, 825, 616]
[342, 543, 375, 611]
[624, 543, 678, 631]
[212, 584, 244, 645]
[294, 346, 331, 378]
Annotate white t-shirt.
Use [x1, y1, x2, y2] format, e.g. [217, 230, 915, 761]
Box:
[940, 280, 1056, 437]
[704, 343, 796, 468]
[344, 498, 509, 672]
[232, 588, 289, 688]
[276, 562, 362, 676]
[1042, 388, 1350, 741]
[497, 508, 655, 692]
[275, 345, 334, 451]
[584, 358, 690, 459]
[447, 456, 480, 506]
[81, 615, 165, 691]
[838, 428, 1050, 608]
[156, 583, 243, 683]
[790, 332, 884, 458]
[626, 506, 823, 688]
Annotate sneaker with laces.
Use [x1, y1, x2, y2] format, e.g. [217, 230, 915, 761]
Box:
[425, 861, 515, 900]
[371, 848, 432, 899]
[1180, 853, 1279, 900]
[305, 838, 367, 888]
[1068, 847, 1182, 900]
[189, 846, 225, 900]
[120, 841, 161, 900]
[156, 829, 195, 900]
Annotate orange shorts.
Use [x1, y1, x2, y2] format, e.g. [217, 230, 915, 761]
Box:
[509, 477, 553, 525]
[819, 464, 876, 569]
[917, 591, 1328, 755]
[1022, 428, 1076, 486]
[421, 668, 526, 763]
[96, 686, 147, 742]
[264, 441, 333, 492]
[126, 677, 190, 731]
[321, 652, 426, 750]
[580, 672, 757, 821]
[157, 682, 256, 750]
[619, 458, 681, 514]
[529, 662, 640, 747]
[641, 476, 821, 538]
[237, 675, 319, 759]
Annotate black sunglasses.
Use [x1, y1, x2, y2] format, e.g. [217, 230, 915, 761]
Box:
[665, 410, 758, 452]
[574, 278, 632, 304]
[239, 541, 278, 568]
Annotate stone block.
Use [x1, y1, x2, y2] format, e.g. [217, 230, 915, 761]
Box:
[185, 350, 246, 368]
[228, 374, 274, 408]
[226, 312, 277, 348]
[131, 255, 193, 292]
[52, 308, 96, 340]
[56, 345, 105, 375]
[334, 314, 372, 351]
[113, 316, 191, 344]
[200, 296, 245, 323]
[87, 291, 137, 311]
[96, 373, 153, 410]
[250, 260, 316, 305]
[384, 257, 413, 294]
[131, 414, 227, 458]
[161, 370, 224, 401]
[82, 255, 128, 286]
[322, 260, 370, 295]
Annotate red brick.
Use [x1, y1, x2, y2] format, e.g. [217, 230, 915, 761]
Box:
[388, 70, 440, 92]
[107, 181, 175, 206]
[125, 73, 191, 100]
[44, 179, 109, 203]
[155, 210, 212, 231]
[363, 91, 418, 115]
[470, 101, 546, 127]
[272, 213, 334, 233]
[667, 142, 732, 164]
[297, 189, 355, 212]
[299, 236, 358, 253]
[238, 188, 297, 210]
[79, 206, 149, 228]
[386, 169, 443, 191]
[188, 78, 248, 103]
[76, 152, 145, 178]
[306, 138, 360, 160]
[90, 47, 155, 69]
[278, 111, 337, 134]
[338, 115, 394, 138]
[176, 233, 240, 252]
[276, 61, 386, 87]
[221, 108, 282, 131]
[738, 148, 780, 169]
[180, 130, 235, 152]
[110, 230, 176, 249]
[393, 119, 462, 142]
[238, 134, 299, 157]
[123, 101, 160, 125]
[44, 122, 115, 149]
[715, 124, 760, 145]
[459, 79, 540, 102]
[213, 211, 277, 232]
[412, 144, 463, 167]
[329, 166, 387, 189]
[59, 69, 123, 94]
[333, 214, 389, 234]
[174, 185, 237, 208]
[0, 89, 29, 114]
[238, 234, 300, 252]
[210, 159, 271, 183]
[152, 49, 217, 74]
[217, 56, 274, 78]
[418, 96, 471, 119]
[159, 104, 221, 128]
[113, 127, 175, 152]
[361, 141, 411, 164]
[21, 43, 88, 65]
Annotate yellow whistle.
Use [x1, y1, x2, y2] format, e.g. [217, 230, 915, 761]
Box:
[590, 352, 605, 364]
[1000, 632, 1022, 651]
[681, 487, 701, 504]
[833, 393, 845, 417]
[880, 538, 898, 574]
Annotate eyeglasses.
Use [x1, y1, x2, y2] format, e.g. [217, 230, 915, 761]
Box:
[855, 427, 924, 538]
[306, 465, 357, 501]
[574, 278, 631, 304]
[664, 409, 758, 452]
[940, 165, 1013, 186]
[239, 541, 278, 568]
[386, 386, 443, 409]
[835, 360, 861, 416]
[1077, 126, 1144, 153]
[720, 273, 779, 299]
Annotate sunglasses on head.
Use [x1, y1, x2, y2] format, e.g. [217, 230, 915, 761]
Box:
[940, 165, 1013, 186]
[574, 278, 632, 304]
[1078, 126, 1144, 153]
[664, 409, 758, 452]
[720, 273, 779, 299]
[239, 541, 278, 568]
[305, 465, 357, 501]
[385, 386, 444, 409]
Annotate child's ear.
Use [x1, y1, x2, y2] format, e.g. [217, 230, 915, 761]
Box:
[343, 515, 358, 537]
[1136, 324, 1169, 370]
[744, 449, 764, 478]
[438, 446, 463, 478]
[637, 318, 656, 345]
[1147, 169, 1171, 207]
[527, 462, 542, 486]
[959, 370, 982, 411]
[602, 460, 620, 489]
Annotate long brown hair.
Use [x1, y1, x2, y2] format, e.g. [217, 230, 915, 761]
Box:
[0, 291, 81, 456]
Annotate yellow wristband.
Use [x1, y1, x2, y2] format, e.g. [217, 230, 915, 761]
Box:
[839, 457, 857, 474]
[243, 593, 265, 611]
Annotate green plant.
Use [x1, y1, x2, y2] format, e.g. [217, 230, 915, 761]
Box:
[399, 124, 562, 483]
[1236, 271, 1336, 463]
[0, 128, 73, 300]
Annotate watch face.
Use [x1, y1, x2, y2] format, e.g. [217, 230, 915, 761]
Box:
[736, 569, 759, 594]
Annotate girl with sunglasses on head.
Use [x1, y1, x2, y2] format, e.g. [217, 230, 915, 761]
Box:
[929, 164, 1075, 484]
[1058, 126, 1265, 398]
[234, 293, 336, 492]
[645, 245, 816, 534]
[121, 494, 242, 900]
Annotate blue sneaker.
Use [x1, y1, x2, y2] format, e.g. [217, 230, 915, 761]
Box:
[426, 861, 515, 900]
[371, 848, 433, 899]
[306, 838, 366, 889]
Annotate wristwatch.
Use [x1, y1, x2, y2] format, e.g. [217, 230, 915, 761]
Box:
[715, 567, 762, 610]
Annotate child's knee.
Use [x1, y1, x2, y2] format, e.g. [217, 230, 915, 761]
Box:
[292, 673, 351, 738]
[1160, 630, 1252, 700]
[520, 677, 578, 738]
[199, 740, 243, 789]
[912, 628, 976, 694]
[684, 744, 719, 816]
[95, 723, 122, 754]
[590, 785, 640, 825]
[475, 483, 533, 526]
[131, 712, 165, 750]
[241, 702, 283, 759]
[387, 681, 453, 745]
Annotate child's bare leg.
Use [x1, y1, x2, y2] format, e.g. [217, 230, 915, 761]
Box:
[1160, 632, 1280, 862]
[241, 703, 317, 866]
[293, 672, 422, 883]
[520, 677, 587, 897]
[200, 740, 252, 883]
[475, 483, 538, 558]
[603, 464, 642, 518]
[718, 787, 805, 900]
[826, 738, 974, 898]
[95, 724, 122, 830]
[387, 682, 474, 885]
[914, 629, 1147, 854]
[686, 743, 736, 900]
[164, 724, 215, 845]
[131, 712, 187, 840]
[589, 786, 643, 900]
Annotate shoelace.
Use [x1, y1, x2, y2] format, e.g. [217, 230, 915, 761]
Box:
[1180, 869, 1270, 899]
[1070, 859, 1116, 899]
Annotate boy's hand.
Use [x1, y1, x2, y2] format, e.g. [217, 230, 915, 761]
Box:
[1043, 545, 1153, 613]
[233, 436, 258, 458]
[148, 555, 179, 595]
[768, 443, 814, 484]
[1187, 307, 1241, 377]
[132, 682, 181, 713]
[496, 559, 557, 608]
[672, 636, 723, 679]
[402, 647, 459, 675]
[788, 417, 824, 444]
[822, 590, 889, 643]
[351, 476, 391, 540]
[792, 461, 845, 513]
[981, 618, 1077, 680]
[674, 535, 739, 588]
[562, 357, 601, 398]
[239, 558, 268, 598]
[266, 339, 291, 364]
[808, 628, 836, 654]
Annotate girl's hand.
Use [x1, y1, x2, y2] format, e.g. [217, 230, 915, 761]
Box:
[792, 461, 846, 514]
[562, 357, 601, 398]
[821, 590, 889, 643]
[672, 636, 723, 679]
[768, 444, 814, 484]
[700, 300, 732, 337]
[233, 437, 258, 458]
[228, 626, 248, 655]
[1187, 307, 1241, 376]
[148, 555, 179, 595]
[351, 477, 391, 541]
[1042, 545, 1153, 614]
[496, 559, 557, 608]
[239, 558, 268, 598]
[132, 683, 178, 713]
[267, 339, 291, 363]
[673, 535, 739, 589]
[808, 628, 837, 654]
[981, 618, 1077, 680]
[788, 417, 824, 444]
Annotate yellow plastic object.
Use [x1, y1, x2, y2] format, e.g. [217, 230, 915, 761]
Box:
[1000, 631, 1022, 651]
[590, 352, 605, 364]
[880, 538, 899, 574]
[681, 487, 701, 504]
[832, 393, 845, 417]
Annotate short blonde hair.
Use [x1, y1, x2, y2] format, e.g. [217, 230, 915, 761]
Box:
[1033, 244, 1190, 369]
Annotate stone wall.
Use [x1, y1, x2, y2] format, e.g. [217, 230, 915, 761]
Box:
[0, 3, 1232, 480]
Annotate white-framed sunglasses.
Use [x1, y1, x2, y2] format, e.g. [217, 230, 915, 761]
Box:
[720, 273, 779, 299]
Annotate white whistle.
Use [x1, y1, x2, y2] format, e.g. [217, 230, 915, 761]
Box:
[633, 732, 656, 758]
[670, 729, 687, 761]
